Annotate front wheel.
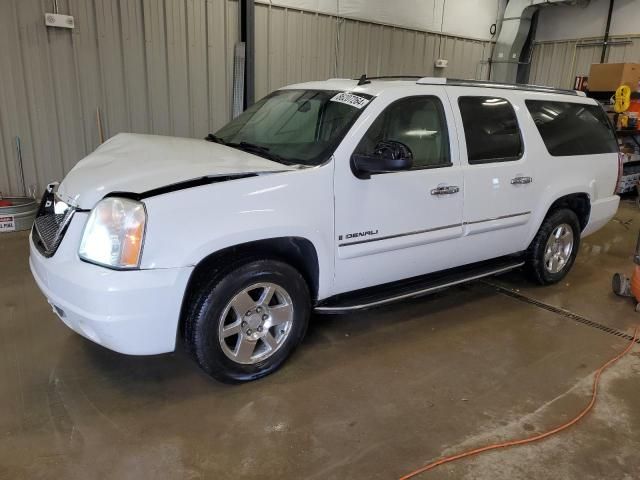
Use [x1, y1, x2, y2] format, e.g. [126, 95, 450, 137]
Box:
[184, 259, 310, 383]
[526, 209, 581, 285]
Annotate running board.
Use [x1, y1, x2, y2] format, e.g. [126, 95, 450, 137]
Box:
[314, 257, 525, 313]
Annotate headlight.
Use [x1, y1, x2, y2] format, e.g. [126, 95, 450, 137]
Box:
[79, 197, 146, 269]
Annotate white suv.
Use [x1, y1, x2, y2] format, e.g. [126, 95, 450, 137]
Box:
[30, 77, 620, 382]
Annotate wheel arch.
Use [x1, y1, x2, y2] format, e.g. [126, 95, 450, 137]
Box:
[179, 237, 320, 337]
[545, 192, 591, 231]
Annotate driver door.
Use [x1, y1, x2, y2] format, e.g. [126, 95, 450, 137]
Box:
[333, 87, 465, 294]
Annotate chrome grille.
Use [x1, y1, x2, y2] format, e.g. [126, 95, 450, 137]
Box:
[32, 184, 76, 257]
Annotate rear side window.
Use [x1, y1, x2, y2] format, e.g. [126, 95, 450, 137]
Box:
[458, 97, 523, 164]
[525, 100, 618, 156]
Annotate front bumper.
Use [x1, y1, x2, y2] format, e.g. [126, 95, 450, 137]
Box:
[582, 195, 620, 237]
[29, 217, 193, 355]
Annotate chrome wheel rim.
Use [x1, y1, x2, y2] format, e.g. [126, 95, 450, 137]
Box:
[544, 223, 574, 274]
[218, 282, 294, 365]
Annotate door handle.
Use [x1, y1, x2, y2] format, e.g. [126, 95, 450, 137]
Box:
[511, 176, 533, 185]
[430, 185, 460, 196]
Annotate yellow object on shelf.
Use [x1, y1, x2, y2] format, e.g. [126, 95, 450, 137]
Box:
[619, 114, 629, 129]
[615, 85, 631, 113]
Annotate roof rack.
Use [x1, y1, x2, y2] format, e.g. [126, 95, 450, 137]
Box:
[353, 74, 583, 96]
[438, 78, 584, 97]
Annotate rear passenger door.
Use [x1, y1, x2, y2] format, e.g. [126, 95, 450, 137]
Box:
[449, 90, 541, 256]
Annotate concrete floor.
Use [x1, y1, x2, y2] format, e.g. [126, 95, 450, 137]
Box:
[2, 202, 640, 480]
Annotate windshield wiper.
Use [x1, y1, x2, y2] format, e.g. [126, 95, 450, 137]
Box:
[226, 141, 298, 166]
[204, 133, 226, 144]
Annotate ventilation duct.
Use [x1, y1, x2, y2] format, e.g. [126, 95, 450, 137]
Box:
[490, 0, 589, 83]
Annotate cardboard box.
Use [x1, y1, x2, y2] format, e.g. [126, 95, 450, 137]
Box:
[588, 63, 640, 91]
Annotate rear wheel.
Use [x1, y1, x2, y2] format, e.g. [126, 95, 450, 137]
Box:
[184, 259, 310, 383]
[526, 209, 581, 285]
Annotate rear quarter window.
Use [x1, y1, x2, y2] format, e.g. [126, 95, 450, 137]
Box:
[525, 100, 618, 156]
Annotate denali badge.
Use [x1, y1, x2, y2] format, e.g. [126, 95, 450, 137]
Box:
[339, 230, 379, 241]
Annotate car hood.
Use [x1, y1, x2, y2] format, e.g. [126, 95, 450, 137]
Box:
[57, 133, 294, 209]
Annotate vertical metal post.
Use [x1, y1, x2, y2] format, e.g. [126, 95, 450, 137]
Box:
[96, 107, 105, 144]
[231, 43, 246, 118]
[15, 136, 26, 196]
[241, 0, 255, 108]
[601, 0, 614, 64]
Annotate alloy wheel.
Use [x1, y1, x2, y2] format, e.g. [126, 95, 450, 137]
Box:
[218, 283, 294, 365]
[543, 223, 574, 274]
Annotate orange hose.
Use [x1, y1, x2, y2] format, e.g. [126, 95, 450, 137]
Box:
[399, 327, 639, 480]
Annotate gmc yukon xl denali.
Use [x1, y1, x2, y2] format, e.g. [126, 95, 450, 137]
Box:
[30, 77, 620, 382]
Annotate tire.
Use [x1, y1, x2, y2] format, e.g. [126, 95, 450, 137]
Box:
[525, 208, 581, 285]
[183, 258, 310, 383]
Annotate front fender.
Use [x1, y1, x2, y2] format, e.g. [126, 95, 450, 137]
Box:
[139, 165, 335, 298]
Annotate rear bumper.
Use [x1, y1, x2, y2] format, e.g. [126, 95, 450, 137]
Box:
[29, 221, 193, 355]
[582, 195, 620, 237]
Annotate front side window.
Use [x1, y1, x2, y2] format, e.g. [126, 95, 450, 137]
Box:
[214, 89, 372, 166]
[458, 96, 523, 164]
[353, 96, 451, 169]
[525, 100, 618, 156]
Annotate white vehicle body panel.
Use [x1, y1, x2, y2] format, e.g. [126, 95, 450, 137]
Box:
[448, 87, 540, 252]
[332, 85, 465, 292]
[140, 164, 335, 299]
[30, 79, 620, 355]
[57, 133, 293, 209]
[29, 215, 192, 354]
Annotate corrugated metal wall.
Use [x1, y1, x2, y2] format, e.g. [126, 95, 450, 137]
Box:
[254, 4, 492, 99]
[529, 35, 640, 89]
[0, 0, 238, 196]
[0, 0, 492, 196]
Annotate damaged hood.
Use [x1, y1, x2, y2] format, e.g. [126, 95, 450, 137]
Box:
[58, 133, 294, 209]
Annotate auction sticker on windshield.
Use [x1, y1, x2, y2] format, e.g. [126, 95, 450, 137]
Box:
[0, 215, 15, 232]
[331, 92, 370, 109]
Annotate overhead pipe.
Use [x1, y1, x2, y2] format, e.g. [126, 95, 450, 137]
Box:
[490, 0, 590, 84]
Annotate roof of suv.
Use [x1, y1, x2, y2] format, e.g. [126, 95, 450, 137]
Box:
[282, 76, 587, 99]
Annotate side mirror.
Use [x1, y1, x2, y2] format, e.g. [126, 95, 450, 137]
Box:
[350, 141, 413, 179]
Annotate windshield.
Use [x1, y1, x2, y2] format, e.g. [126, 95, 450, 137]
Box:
[213, 89, 373, 166]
